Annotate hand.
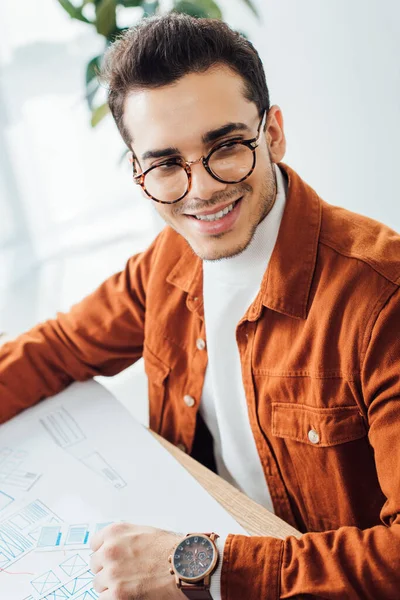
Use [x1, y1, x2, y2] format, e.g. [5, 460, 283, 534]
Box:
[90, 522, 185, 599]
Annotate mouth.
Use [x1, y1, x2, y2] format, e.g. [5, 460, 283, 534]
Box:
[190, 198, 241, 221]
[184, 196, 244, 236]
[186, 196, 242, 220]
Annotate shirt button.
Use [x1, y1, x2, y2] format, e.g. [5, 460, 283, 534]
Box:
[177, 443, 187, 453]
[196, 338, 206, 350]
[308, 429, 320, 444]
[183, 395, 196, 408]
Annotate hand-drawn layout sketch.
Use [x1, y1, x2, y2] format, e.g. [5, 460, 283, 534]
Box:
[39, 567, 98, 600]
[0, 380, 246, 600]
[0, 507, 94, 600]
[36, 521, 113, 552]
[31, 570, 61, 595]
[0, 490, 14, 512]
[0, 500, 60, 572]
[0, 448, 41, 493]
[39, 524, 89, 550]
[59, 554, 88, 578]
[27, 558, 94, 599]
[40, 409, 126, 490]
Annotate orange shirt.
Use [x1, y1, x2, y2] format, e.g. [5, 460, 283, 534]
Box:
[1, 163, 400, 598]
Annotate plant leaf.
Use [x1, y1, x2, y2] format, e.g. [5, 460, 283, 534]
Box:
[91, 102, 110, 127]
[56, 0, 92, 23]
[173, 0, 222, 20]
[118, 0, 145, 6]
[95, 0, 117, 37]
[86, 55, 102, 85]
[241, 0, 260, 19]
[85, 56, 102, 109]
[86, 82, 100, 109]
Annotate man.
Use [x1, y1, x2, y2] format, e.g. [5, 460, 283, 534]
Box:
[1, 12, 399, 600]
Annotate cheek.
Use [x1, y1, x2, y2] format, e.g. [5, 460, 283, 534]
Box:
[248, 157, 274, 200]
[155, 203, 171, 221]
[154, 204, 181, 229]
[243, 173, 264, 208]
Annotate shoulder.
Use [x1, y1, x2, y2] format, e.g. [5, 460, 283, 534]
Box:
[148, 226, 192, 269]
[319, 200, 400, 287]
[127, 226, 193, 284]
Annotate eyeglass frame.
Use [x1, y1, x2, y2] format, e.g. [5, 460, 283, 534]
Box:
[130, 110, 268, 205]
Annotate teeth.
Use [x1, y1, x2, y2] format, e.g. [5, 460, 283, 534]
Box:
[194, 201, 236, 222]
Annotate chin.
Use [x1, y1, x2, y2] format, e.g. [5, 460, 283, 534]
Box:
[191, 236, 252, 261]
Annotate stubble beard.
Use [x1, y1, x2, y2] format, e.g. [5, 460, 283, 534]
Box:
[201, 165, 278, 262]
[156, 163, 278, 262]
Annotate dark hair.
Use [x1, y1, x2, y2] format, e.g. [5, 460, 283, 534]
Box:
[101, 12, 270, 148]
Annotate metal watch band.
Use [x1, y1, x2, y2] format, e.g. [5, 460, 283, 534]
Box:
[179, 583, 213, 599]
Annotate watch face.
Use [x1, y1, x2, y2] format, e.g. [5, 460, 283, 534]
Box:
[173, 535, 216, 581]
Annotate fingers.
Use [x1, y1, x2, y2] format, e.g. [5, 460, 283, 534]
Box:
[93, 568, 108, 594]
[90, 549, 103, 575]
[90, 523, 129, 579]
[98, 591, 113, 600]
[90, 522, 134, 553]
[89, 527, 107, 553]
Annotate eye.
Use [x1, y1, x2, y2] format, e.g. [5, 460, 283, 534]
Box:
[210, 139, 244, 156]
[149, 159, 183, 181]
[214, 142, 242, 155]
[153, 159, 182, 171]
[158, 162, 180, 171]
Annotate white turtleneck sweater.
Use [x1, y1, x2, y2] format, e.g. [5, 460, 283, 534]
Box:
[199, 164, 287, 598]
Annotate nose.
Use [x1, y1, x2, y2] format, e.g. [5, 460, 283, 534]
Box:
[186, 159, 227, 201]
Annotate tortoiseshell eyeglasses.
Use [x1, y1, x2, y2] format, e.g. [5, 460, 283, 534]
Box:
[131, 111, 267, 205]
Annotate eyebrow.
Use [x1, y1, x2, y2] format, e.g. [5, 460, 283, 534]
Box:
[140, 121, 250, 163]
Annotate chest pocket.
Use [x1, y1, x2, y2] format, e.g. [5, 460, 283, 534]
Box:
[143, 345, 170, 433]
[272, 402, 367, 446]
[271, 402, 370, 531]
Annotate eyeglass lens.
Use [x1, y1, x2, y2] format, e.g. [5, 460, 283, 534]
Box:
[144, 142, 255, 203]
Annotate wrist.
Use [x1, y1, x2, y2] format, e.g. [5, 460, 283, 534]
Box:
[169, 533, 220, 599]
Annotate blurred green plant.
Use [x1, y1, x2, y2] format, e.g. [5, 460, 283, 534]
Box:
[56, 0, 260, 128]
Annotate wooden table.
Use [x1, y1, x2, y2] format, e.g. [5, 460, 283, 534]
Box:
[153, 432, 300, 540]
[0, 332, 299, 540]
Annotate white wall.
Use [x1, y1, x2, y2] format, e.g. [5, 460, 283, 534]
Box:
[0, 0, 159, 335]
[223, 0, 400, 229]
[1, 0, 399, 338]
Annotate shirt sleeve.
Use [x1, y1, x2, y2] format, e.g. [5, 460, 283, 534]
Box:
[0, 241, 157, 424]
[220, 286, 400, 599]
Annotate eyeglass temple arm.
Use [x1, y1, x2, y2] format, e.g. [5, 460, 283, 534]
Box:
[257, 110, 267, 138]
[249, 110, 267, 150]
[129, 153, 145, 183]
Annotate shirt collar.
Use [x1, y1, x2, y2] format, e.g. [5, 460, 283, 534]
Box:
[166, 163, 322, 320]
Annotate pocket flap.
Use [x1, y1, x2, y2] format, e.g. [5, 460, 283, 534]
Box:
[143, 346, 170, 386]
[271, 402, 367, 447]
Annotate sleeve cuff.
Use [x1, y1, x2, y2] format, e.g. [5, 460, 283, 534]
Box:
[210, 534, 227, 599]
[220, 534, 284, 600]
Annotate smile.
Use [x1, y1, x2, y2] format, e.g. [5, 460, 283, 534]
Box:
[184, 196, 244, 236]
[190, 198, 242, 222]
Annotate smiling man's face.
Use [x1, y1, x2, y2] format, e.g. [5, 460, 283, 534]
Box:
[124, 65, 286, 260]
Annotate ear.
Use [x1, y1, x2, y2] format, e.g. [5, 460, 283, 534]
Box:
[265, 105, 286, 163]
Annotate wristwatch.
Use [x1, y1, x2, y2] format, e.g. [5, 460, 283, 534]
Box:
[168, 532, 219, 599]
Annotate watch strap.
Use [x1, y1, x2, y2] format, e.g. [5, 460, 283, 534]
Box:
[179, 583, 213, 599]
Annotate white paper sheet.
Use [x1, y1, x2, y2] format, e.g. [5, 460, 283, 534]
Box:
[0, 380, 247, 599]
